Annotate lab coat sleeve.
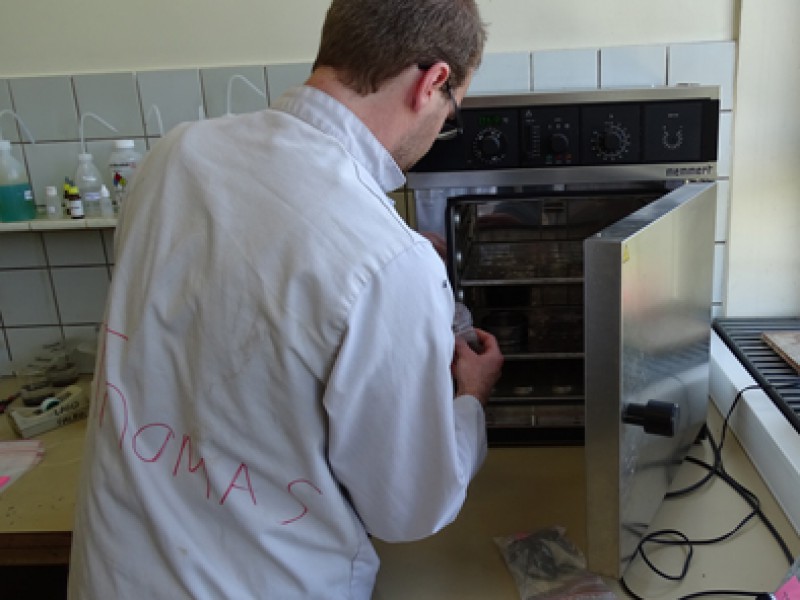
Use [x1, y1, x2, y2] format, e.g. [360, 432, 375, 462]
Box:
[323, 240, 487, 543]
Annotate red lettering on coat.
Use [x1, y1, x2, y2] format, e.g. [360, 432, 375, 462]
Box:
[133, 423, 175, 462]
[281, 479, 323, 525]
[173, 435, 211, 499]
[219, 463, 257, 506]
[99, 382, 129, 450]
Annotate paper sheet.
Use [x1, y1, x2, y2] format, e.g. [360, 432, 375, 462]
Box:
[0, 440, 45, 495]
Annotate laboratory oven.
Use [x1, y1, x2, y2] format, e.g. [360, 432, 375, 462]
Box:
[407, 86, 719, 578]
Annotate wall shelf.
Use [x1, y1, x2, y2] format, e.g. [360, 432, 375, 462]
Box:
[0, 217, 117, 232]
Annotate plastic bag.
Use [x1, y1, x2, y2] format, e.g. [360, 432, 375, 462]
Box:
[494, 526, 617, 600]
[453, 301, 481, 351]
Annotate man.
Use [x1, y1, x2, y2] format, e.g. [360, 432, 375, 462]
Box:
[68, 0, 502, 597]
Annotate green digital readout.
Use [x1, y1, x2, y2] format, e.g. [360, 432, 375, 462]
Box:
[478, 114, 504, 127]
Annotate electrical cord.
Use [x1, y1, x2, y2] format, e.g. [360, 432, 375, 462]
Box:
[619, 383, 795, 599]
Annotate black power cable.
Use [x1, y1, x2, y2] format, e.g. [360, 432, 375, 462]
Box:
[619, 383, 796, 599]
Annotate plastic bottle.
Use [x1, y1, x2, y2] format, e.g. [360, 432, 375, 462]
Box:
[45, 185, 63, 219]
[75, 153, 104, 217]
[108, 140, 141, 210]
[67, 185, 84, 219]
[99, 184, 114, 217]
[0, 140, 36, 222]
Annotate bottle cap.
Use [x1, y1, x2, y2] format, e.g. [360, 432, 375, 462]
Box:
[100, 184, 110, 197]
[114, 139, 135, 149]
[78, 153, 93, 162]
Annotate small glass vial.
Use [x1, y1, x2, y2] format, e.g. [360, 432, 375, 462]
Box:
[45, 185, 63, 219]
[99, 184, 114, 216]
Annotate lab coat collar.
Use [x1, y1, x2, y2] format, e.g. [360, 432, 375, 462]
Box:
[273, 86, 406, 194]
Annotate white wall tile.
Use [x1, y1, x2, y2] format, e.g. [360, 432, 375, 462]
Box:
[468, 52, 531, 94]
[0, 79, 21, 142]
[101, 229, 115, 264]
[73, 72, 144, 139]
[5, 326, 63, 371]
[0, 232, 46, 268]
[43, 230, 106, 266]
[201, 66, 268, 119]
[600, 45, 667, 89]
[717, 111, 733, 178]
[51, 266, 110, 324]
[714, 179, 730, 243]
[532, 49, 598, 91]
[10, 76, 79, 142]
[137, 69, 203, 137]
[712, 242, 726, 304]
[668, 41, 736, 110]
[266, 63, 312, 106]
[0, 269, 58, 325]
[63, 324, 100, 373]
[0, 334, 11, 376]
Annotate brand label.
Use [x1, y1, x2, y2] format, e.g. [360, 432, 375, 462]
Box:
[665, 165, 714, 179]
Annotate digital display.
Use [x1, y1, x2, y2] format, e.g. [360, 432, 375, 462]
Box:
[478, 115, 504, 127]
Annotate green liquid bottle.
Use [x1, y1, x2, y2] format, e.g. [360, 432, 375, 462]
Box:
[0, 140, 36, 222]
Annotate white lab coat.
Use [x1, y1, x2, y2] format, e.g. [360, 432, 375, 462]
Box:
[67, 86, 486, 599]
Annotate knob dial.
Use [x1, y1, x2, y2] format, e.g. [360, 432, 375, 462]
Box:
[662, 126, 684, 150]
[473, 128, 507, 164]
[549, 132, 570, 154]
[592, 123, 631, 161]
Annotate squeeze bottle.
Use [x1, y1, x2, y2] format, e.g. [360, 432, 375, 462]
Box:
[75, 153, 104, 217]
[108, 140, 141, 210]
[0, 140, 36, 222]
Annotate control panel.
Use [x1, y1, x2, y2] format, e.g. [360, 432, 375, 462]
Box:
[412, 93, 719, 173]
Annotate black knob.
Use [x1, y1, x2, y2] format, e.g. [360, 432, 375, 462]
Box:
[479, 134, 503, 157]
[602, 128, 623, 152]
[550, 133, 569, 154]
[622, 400, 679, 437]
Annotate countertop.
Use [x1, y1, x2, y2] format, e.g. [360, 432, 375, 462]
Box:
[1, 374, 798, 597]
[373, 403, 800, 599]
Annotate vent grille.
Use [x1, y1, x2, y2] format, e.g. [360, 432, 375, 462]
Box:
[713, 317, 800, 434]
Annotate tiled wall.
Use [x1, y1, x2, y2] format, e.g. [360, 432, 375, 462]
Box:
[0, 41, 736, 376]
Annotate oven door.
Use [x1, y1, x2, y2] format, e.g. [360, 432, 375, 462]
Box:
[583, 181, 716, 578]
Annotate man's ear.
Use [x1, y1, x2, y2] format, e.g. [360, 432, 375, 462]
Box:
[411, 62, 450, 113]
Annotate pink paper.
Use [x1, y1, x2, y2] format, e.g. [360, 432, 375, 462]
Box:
[776, 576, 800, 600]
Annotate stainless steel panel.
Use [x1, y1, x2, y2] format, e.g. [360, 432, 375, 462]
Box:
[461, 86, 719, 109]
[408, 163, 717, 189]
[584, 182, 717, 578]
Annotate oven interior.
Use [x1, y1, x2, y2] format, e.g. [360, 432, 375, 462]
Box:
[446, 188, 663, 445]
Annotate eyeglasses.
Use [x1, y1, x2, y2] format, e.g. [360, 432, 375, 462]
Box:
[438, 80, 463, 141]
[418, 64, 464, 141]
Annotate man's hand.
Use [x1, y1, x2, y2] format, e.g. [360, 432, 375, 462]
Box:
[452, 328, 504, 406]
